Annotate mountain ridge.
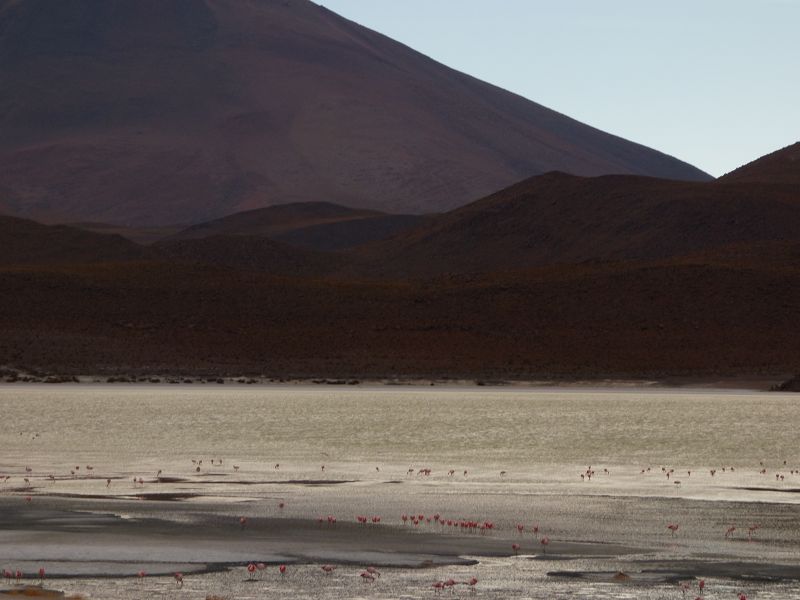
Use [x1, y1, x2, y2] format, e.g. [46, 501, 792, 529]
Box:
[0, 0, 709, 226]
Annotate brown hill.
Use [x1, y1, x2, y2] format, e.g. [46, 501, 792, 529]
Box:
[273, 213, 429, 252]
[0, 215, 148, 265]
[0, 0, 709, 226]
[1, 248, 798, 379]
[167, 201, 429, 251]
[68, 222, 185, 245]
[168, 202, 382, 241]
[353, 168, 800, 277]
[720, 142, 800, 184]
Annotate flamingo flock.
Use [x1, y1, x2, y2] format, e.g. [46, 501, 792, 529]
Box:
[2, 458, 793, 599]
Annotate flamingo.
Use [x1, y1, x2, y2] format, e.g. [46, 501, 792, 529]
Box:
[174, 572, 183, 587]
[511, 543, 520, 554]
[359, 571, 375, 583]
[698, 579, 705, 594]
[38, 567, 45, 582]
[137, 570, 146, 579]
[747, 524, 759, 541]
[725, 525, 737, 538]
[279, 564, 287, 575]
[247, 563, 256, 579]
[432, 581, 445, 593]
[239, 516, 247, 529]
[540, 536, 550, 554]
[321, 565, 336, 574]
[366, 566, 380, 577]
[466, 576, 478, 590]
[667, 523, 680, 536]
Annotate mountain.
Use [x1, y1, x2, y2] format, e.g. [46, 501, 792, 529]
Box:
[0, 0, 709, 226]
[353, 162, 800, 277]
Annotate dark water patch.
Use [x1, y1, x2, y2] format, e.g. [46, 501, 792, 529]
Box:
[548, 570, 666, 584]
[171, 479, 357, 486]
[134, 492, 200, 502]
[636, 560, 800, 582]
[286, 479, 355, 486]
[736, 486, 800, 493]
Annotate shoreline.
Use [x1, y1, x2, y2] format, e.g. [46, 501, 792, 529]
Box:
[0, 372, 792, 392]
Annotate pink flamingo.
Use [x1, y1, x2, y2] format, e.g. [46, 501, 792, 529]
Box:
[466, 576, 478, 590]
[279, 564, 287, 575]
[137, 570, 146, 579]
[667, 523, 680, 536]
[239, 516, 247, 529]
[247, 563, 256, 579]
[360, 571, 375, 583]
[540, 536, 550, 554]
[366, 566, 380, 577]
[511, 543, 520, 554]
[321, 565, 336, 574]
[698, 578, 705, 594]
[725, 525, 736, 538]
[747, 524, 759, 541]
[432, 581, 445, 593]
[174, 572, 183, 587]
[38, 567, 45, 582]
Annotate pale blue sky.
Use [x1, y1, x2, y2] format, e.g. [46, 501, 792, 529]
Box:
[320, 0, 799, 177]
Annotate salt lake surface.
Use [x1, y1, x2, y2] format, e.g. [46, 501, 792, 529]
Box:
[1, 385, 799, 598]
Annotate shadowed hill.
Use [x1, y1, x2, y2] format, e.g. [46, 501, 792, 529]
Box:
[0, 215, 149, 265]
[1, 248, 798, 378]
[167, 201, 429, 251]
[167, 202, 383, 241]
[719, 142, 800, 184]
[0, 0, 709, 226]
[353, 168, 800, 277]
